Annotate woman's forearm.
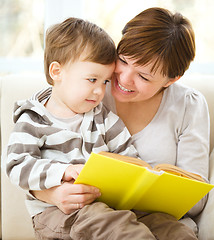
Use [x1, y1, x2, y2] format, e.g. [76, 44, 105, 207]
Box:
[31, 182, 101, 214]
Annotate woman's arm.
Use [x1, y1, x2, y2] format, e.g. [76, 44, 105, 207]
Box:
[32, 181, 101, 214]
[177, 90, 210, 180]
[177, 90, 210, 216]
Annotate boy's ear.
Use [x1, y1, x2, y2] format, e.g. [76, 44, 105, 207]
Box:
[164, 76, 181, 88]
[49, 61, 62, 82]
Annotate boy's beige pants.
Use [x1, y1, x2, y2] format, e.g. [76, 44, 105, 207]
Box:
[33, 202, 197, 240]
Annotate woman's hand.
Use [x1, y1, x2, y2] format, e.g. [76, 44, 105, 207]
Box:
[32, 182, 101, 214]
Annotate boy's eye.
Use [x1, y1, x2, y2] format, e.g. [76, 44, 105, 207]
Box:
[104, 80, 110, 84]
[88, 78, 97, 83]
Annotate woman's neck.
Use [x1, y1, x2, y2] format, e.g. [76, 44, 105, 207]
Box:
[115, 91, 164, 135]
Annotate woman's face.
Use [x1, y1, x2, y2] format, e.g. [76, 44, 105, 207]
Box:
[111, 55, 177, 103]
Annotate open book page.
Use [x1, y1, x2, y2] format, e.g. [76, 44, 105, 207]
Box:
[99, 151, 152, 168]
[153, 164, 205, 182]
[99, 151, 205, 182]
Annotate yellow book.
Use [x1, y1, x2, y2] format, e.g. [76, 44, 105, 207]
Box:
[74, 152, 214, 220]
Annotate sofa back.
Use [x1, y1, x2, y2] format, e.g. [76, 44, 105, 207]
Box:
[0, 73, 214, 240]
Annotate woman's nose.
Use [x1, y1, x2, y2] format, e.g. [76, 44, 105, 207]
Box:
[116, 65, 133, 85]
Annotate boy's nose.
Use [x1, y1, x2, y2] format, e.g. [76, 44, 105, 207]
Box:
[93, 86, 104, 95]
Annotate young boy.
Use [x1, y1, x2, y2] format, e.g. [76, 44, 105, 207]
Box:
[6, 17, 138, 238]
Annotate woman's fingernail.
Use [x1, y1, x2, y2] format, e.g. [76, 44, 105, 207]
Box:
[94, 188, 100, 193]
[96, 192, 101, 197]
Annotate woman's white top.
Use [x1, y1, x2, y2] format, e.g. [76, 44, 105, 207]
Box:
[103, 82, 210, 217]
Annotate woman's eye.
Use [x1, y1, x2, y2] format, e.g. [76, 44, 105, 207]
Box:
[104, 79, 110, 84]
[88, 78, 97, 83]
[139, 74, 149, 81]
[118, 57, 127, 64]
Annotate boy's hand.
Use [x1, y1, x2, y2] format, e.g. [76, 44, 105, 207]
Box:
[62, 164, 84, 182]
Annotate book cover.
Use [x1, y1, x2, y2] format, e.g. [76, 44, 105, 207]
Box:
[74, 152, 214, 219]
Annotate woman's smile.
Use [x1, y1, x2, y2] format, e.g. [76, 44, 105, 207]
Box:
[117, 81, 134, 92]
[114, 77, 135, 95]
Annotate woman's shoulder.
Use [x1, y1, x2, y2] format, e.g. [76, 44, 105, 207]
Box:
[160, 82, 209, 120]
[167, 82, 207, 105]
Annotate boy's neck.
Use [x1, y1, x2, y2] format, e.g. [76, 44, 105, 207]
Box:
[45, 94, 77, 119]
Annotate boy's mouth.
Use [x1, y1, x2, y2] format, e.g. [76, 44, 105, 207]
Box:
[86, 99, 97, 103]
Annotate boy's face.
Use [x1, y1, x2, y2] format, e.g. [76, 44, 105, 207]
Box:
[51, 60, 115, 116]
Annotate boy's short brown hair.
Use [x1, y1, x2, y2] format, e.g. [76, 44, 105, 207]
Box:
[117, 7, 195, 78]
[44, 17, 116, 85]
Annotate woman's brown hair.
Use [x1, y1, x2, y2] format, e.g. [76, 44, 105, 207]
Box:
[44, 17, 116, 85]
[117, 7, 195, 78]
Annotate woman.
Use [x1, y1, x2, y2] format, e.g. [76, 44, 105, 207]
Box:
[32, 7, 209, 239]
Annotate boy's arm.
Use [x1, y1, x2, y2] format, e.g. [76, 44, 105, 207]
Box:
[6, 119, 72, 191]
[103, 109, 138, 157]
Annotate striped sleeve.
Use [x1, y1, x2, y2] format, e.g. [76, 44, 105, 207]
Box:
[95, 104, 139, 157]
[6, 113, 69, 191]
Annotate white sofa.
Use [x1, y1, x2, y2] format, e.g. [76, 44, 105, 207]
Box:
[1, 73, 214, 240]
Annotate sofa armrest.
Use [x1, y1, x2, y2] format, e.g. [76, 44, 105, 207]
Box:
[1, 73, 47, 240]
[196, 149, 214, 240]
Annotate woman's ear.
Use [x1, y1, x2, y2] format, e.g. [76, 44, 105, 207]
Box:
[49, 61, 62, 82]
[164, 76, 181, 88]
